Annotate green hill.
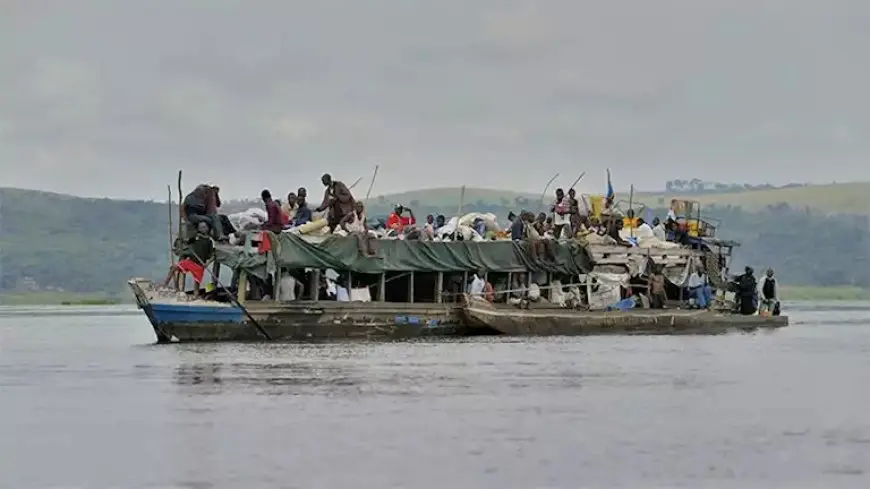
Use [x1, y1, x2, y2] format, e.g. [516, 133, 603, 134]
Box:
[358, 182, 870, 214]
[1, 183, 869, 302]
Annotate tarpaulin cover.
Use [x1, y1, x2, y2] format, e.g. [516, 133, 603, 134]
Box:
[215, 233, 594, 276]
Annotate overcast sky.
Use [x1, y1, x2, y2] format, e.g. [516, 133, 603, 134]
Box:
[2, 0, 869, 200]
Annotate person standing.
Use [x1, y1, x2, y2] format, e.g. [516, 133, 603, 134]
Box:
[315, 174, 355, 232]
[758, 268, 779, 315]
[737, 266, 758, 315]
[260, 189, 284, 233]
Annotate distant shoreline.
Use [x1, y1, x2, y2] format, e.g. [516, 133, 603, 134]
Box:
[0, 291, 130, 306]
[0, 285, 867, 305]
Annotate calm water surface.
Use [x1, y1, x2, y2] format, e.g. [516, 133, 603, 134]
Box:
[1, 302, 869, 488]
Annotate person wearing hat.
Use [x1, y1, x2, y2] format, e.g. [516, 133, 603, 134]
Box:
[386, 204, 416, 233]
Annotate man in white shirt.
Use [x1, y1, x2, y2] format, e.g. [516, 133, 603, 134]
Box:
[652, 217, 667, 241]
[467, 270, 486, 297]
[634, 217, 654, 238]
[686, 269, 712, 309]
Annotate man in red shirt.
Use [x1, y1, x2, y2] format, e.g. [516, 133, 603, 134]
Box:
[260, 189, 284, 233]
[386, 204, 416, 232]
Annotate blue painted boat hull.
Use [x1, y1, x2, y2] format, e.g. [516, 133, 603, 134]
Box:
[149, 302, 244, 325]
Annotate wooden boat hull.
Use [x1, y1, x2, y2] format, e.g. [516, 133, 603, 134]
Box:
[128, 280, 788, 343]
[460, 299, 789, 335]
[128, 279, 465, 343]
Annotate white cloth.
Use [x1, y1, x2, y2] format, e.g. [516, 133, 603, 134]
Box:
[634, 223, 654, 238]
[653, 223, 666, 241]
[528, 283, 541, 300]
[278, 275, 299, 301]
[468, 275, 485, 296]
[336, 285, 350, 302]
[667, 209, 677, 221]
[350, 287, 372, 302]
[687, 272, 706, 289]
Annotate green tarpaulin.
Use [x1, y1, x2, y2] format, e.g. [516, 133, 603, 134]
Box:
[214, 233, 593, 278]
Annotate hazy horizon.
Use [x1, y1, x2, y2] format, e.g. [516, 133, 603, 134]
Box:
[3, 1, 869, 200]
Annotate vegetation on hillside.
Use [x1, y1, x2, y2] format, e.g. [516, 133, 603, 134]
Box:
[1, 184, 869, 296]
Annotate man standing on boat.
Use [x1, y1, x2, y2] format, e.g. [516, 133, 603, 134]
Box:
[737, 266, 758, 315]
[316, 173, 355, 233]
[686, 268, 712, 309]
[260, 189, 284, 233]
[758, 268, 779, 315]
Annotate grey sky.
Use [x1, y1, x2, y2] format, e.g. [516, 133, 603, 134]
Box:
[2, 0, 869, 200]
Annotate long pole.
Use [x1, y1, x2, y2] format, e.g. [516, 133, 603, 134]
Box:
[364, 165, 379, 207]
[456, 185, 466, 217]
[188, 252, 272, 341]
[538, 172, 559, 212]
[348, 177, 362, 190]
[175, 170, 184, 291]
[568, 171, 586, 190]
[167, 185, 174, 269]
[629, 184, 635, 238]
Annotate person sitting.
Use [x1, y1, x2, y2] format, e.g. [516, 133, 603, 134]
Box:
[387, 204, 416, 233]
[634, 217, 654, 238]
[652, 217, 667, 241]
[523, 212, 555, 261]
[163, 221, 215, 296]
[606, 219, 631, 247]
[292, 196, 312, 226]
[282, 192, 299, 223]
[260, 189, 284, 233]
[340, 201, 377, 257]
[483, 277, 495, 303]
[275, 199, 291, 228]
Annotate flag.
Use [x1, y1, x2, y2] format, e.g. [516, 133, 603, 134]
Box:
[604, 169, 615, 208]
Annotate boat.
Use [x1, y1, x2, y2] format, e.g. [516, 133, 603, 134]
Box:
[130, 212, 788, 343]
[128, 277, 466, 342]
[460, 295, 788, 336]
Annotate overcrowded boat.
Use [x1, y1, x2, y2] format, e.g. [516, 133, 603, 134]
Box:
[129, 173, 787, 343]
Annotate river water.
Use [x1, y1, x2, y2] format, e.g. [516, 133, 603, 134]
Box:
[1, 303, 869, 488]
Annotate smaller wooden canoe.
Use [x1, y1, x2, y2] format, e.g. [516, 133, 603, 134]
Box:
[460, 296, 789, 336]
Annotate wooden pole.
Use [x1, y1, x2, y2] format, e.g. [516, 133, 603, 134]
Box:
[456, 185, 466, 218]
[364, 165, 379, 207]
[629, 184, 634, 239]
[177, 170, 184, 238]
[175, 171, 184, 291]
[167, 185, 174, 269]
[348, 177, 362, 190]
[568, 171, 586, 190]
[538, 173, 560, 212]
